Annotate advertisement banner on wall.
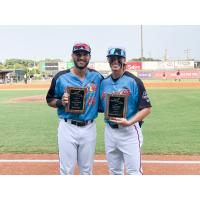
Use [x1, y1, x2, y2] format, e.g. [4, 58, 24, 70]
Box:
[162, 61, 175, 69]
[126, 62, 142, 70]
[142, 61, 162, 70]
[142, 61, 175, 70]
[137, 71, 153, 79]
[174, 60, 194, 68]
[153, 70, 200, 79]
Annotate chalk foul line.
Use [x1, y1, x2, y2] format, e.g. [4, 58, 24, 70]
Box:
[0, 159, 200, 164]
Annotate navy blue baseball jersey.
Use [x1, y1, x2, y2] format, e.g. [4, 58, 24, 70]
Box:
[46, 68, 103, 121]
[99, 71, 151, 122]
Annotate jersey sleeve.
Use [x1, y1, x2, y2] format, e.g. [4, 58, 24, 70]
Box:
[46, 77, 60, 103]
[137, 80, 152, 110]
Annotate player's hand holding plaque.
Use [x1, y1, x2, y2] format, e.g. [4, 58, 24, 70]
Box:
[105, 94, 128, 119]
[65, 87, 87, 113]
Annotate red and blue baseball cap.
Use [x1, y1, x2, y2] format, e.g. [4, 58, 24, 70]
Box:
[72, 43, 91, 54]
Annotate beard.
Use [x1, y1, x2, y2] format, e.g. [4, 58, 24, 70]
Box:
[74, 60, 89, 70]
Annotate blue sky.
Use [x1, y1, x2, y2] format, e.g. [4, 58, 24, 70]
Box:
[0, 25, 200, 62]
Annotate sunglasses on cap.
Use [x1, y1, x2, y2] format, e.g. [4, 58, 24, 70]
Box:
[72, 43, 91, 53]
[108, 56, 125, 63]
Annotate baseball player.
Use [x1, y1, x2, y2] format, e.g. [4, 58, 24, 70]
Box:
[99, 48, 152, 175]
[46, 43, 103, 175]
[162, 72, 167, 80]
[175, 69, 181, 81]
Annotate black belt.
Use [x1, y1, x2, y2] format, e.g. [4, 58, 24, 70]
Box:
[64, 119, 93, 127]
[108, 122, 119, 129]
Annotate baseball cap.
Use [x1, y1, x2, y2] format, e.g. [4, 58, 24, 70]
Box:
[72, 43, 91, 54]
[107, 48, 126, 58]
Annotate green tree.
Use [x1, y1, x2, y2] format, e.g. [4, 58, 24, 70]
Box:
[5, 59, 35, 69]
[0, 64, 5, 69]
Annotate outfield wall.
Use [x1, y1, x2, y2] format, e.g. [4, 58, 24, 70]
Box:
[130, 69, 200, 79]
[142, 60, 194, 70]
[93, 60, 199, 79]
[93, 60, 195, 71]
[126, 61, 142, 70]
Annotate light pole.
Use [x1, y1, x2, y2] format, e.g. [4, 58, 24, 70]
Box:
[184, 49, 192, 60]
[140, 25, 143, 61]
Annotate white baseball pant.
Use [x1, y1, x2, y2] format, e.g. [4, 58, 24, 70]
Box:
[57, 119, 96, 175]
[105, 122, 143, 175]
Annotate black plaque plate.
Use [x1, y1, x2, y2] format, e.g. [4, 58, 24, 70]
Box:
[65, 87, 87, 113]
[105, 94, 127, 119]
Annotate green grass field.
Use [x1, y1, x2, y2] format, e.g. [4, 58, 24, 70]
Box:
[0, 88, 200, 154]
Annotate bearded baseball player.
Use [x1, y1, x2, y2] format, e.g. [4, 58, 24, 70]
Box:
[46, 43, 103, 175]
[99, 48, 152, 175]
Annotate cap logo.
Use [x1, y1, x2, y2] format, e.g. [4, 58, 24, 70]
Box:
[114, 49, 122, 55]
[73, 43, 91, 53]
[107, 48, 126, 57]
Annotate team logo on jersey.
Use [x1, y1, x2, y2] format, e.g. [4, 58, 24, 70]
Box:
[86, 82, 97, 93]
[102, 88, 130, 101]
[88, 96, 96, 105]
[120, 87, 130, 95]
[90, 83, 97, 92]
[113, 88, 130, 96]
[142, 91, 150, 102]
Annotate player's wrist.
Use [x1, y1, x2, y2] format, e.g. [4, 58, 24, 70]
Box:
[56, 99, 64, 108]
[129, 120, 135, 126]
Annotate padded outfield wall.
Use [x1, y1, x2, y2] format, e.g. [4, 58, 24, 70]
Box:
[94, 60, 195, 71]
[93, 60, 199, 79]
[142, 60, 195, 70]
[129, 69, 200, 80]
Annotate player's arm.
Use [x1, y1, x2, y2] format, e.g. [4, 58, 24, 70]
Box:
[110, 108, 151, 126]
[46, 76, 69, 108]
[98, 79, 104, 113]
[110, 79, 152, 126]
[47, 93, 69, 108]
[127, 80, 152, 125]
[123, 107, 151, 125]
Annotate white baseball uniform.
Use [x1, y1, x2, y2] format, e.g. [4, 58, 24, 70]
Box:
[100, 71, 151, 175]
[46, 68, 103, 175]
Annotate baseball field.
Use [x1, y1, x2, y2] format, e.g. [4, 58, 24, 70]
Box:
[0, 80, 200, 174]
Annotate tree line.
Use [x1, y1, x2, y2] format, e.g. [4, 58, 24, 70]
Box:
[0, 58, 63, 70]
[0, 57, 161, 71]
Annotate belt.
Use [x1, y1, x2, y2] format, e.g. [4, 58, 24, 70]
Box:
[108, 122, 119, 129]
[64, 119, 93, 127]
